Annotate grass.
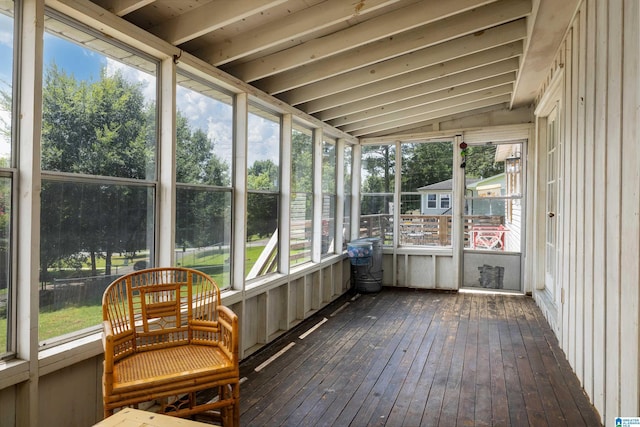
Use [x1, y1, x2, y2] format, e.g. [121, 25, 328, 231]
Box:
[39, 305, 103, 343]
[33, 245, 267, 343]
[0, 318, 5, 352]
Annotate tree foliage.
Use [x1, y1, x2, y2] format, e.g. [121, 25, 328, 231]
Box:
[401, 142, 453, 192]
[40, 65, 154, 277]
[175, 109, 231, 249]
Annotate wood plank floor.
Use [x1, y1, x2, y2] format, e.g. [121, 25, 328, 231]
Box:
[238, 288, 602, 427]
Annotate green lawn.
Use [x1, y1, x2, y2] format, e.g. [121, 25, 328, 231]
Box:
[33, 245, 266, 342]
[39, 305, 103, 342]
[0, 318, 5, 352]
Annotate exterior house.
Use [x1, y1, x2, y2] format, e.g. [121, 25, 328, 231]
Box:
[418, 178, 459, 215]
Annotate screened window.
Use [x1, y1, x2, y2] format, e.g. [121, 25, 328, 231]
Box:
[342, 144, 352, 249]
[290, 125, 312, 266]
[39, 14, 157, 345]
[175, 73, 233, 289]
[246, 104, 280, 279]
[321, 139, 336, 256]
[360, 144, 395, 244]
[0, 0, 14, 357]
[400, 141, 453, 247]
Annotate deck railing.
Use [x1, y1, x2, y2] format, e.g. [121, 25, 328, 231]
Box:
[359, 214, 505, 247]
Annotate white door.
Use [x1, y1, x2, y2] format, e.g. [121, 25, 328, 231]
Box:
[544, 106, 559, 299]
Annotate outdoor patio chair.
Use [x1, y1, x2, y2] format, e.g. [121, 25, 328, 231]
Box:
[101, 267, 239, 426]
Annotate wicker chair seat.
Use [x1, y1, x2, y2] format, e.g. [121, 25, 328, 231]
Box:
[112, 344, 234, 394]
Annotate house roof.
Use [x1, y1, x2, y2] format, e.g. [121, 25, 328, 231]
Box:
[80, 0, 579, 140]
[418, 178, 480, 192]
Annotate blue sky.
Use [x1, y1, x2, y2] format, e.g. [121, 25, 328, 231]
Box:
[0, 12, 277, 170]
[43, 34, 105, 82]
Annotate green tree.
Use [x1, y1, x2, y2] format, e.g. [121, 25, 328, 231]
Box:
[401, 142, 453, 192]
[248, 159, 278, 190]
[175, 110, 231, 249]
[361, 145, 395, 194]
[40, 64, 153, 278]
[464, 145, 503, 179]
[247, 159, 279, 238]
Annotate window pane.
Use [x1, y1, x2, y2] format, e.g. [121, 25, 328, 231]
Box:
[176, 75, 233, 186]
[322, 140, 336, 256]
[0, 177, 11, 356]
[41, 17, 157, 180]
[322, 140, 336, 193]
[361, 145, 395, 193]
[39, 15, 158, 345]
[343, 145, 352, 248]
[246, 192, 278, 279]
[0, 0, 13, 357]
[400, 141, 453, 247]
[360, 194, 393, 243]
[247, 105, 280, 278]
[360, 145, 395, 244]
[248, 106, 280, 191]
[39, 181, 154, 344]
[176, 188, 231, 289]
[291, 127, 312, 266]
[321, 195, 336, 255]
[0, 1, 13, 164]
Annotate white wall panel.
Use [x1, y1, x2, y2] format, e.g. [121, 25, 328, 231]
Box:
[532, 0, 640, 423]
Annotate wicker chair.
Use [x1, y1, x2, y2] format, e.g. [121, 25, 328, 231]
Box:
[101, 267, 239, 426]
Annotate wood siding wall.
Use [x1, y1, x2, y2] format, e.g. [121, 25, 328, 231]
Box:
[532, 0, 640, 423]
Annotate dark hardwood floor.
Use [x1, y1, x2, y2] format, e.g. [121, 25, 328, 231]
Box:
[238, 288, 602, 427]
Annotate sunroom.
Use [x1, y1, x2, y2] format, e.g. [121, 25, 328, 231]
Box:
[0, 0, 637, 426]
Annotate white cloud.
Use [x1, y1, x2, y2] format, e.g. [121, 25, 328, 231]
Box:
[105, 58, 156, 103]
[248, 114, 280, 166]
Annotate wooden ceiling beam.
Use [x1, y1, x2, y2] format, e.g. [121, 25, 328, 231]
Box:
[328, 75, 515, 128]
[342, 86, 513, 132]
[197, 0, 403, 67]
[249, 0, 529, 92]
[225, 0, 507, 82]
[281, 24, 524, 106]
[300, 44, 521, 112]
[318, 59, 519, 121]
[149, 0, 288, 46]
[92, 0, 155, 16]
[350, 94, 512, 137]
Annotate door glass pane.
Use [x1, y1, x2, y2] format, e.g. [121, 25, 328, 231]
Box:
[463, 143, 523, 253]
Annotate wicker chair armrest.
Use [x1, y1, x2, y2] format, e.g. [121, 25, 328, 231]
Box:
[102, 320, 115, 372]
[217, 305, 238, 362]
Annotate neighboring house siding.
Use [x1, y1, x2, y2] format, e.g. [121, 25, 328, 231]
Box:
[505, 200, 521, 252]
[531, 0, 640, 423]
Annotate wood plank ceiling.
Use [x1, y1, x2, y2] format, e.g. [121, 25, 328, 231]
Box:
[90, 0, 578, 139]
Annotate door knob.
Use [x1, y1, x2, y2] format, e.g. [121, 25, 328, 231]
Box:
[548, 212, 555, 218]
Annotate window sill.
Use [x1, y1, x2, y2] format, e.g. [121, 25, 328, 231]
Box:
[38, 332, 103, 376]
[0, 358, 30, 389]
